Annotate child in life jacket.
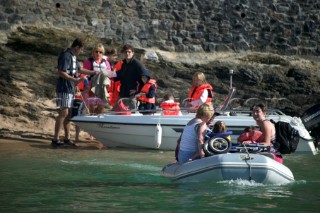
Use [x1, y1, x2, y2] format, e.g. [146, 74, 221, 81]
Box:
[135, 70, 157, 115]
[160, 94, 182, 116]
[186, 71, 214, 111]
[237, 125, 263, 144]
[212, 120, 231, 142]
[72, 73, 90, 146]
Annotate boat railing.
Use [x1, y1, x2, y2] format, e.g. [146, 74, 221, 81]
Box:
[94, 92, 287, 116]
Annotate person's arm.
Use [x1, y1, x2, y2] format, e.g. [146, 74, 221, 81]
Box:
[57, 70, 84, 85]
[145, 85, 155, 98]
[78, 67, 98, 76]
[191, 90, 208, 107]
[190, 122, 206, 160]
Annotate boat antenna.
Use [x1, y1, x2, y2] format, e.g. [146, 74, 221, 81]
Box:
[229, 69, 234, 89]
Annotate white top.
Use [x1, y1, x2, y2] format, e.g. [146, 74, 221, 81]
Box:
[191, 89, 208, 107]
[179, 120, 202, 152]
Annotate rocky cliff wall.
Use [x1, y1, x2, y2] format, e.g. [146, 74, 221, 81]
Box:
[0, 0, 320, 55]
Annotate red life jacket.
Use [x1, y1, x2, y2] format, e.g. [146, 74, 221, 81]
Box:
[160, 102, 181, 115]
[137, 79, 156, 104]
[238, 130, 263, 143]
[188, 84, 214, 104]
[114, 99, 131, 115]
[108, 61, 123, 106]
[75, 74, 88, 100]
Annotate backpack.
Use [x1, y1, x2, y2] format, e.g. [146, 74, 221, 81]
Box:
[270, 120, 300, 154]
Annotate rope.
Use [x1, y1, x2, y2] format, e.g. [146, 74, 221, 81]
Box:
[78, 92, 91, 115]
[243, 143, 252, 181]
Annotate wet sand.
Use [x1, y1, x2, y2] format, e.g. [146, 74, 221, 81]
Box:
[0, 136, 107, 151]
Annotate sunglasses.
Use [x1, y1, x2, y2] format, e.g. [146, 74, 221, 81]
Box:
[95, 51, 103, 54]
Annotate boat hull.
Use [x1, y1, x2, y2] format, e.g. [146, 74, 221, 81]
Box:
[161, 153, 294, 184]
[72, 113, 317, 154]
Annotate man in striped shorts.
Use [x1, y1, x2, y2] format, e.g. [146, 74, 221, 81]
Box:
[52, 38, 98, 147]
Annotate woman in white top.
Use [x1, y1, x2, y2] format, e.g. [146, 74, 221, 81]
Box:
[177, 103, 214, 164]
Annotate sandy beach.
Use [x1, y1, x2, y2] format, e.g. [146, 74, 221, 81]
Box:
[0, 131, 107, 151]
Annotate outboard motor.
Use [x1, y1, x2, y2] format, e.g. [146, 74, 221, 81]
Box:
[301, 104, 320, 147]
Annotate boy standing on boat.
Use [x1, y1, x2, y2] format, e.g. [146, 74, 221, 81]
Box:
[135, 70, 157, 115]
[52, 38, 98, 148]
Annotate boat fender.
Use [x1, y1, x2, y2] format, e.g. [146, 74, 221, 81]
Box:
[154, 123, 162, 148]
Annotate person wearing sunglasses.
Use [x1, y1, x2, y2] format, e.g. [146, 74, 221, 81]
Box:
[83, 43, 112, 114]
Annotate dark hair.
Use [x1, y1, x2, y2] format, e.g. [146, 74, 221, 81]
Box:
[122, 44, 134, 53]
[71, 38, 86, 48]
[163, 94, 173, 101]
[106, 48, 118, 55]
[212, 120, 227, 133]
[251, 103, 267, 113]
[244, 125, 255, 132]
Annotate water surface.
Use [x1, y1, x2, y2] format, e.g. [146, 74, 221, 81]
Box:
[0, 139, 319, 212]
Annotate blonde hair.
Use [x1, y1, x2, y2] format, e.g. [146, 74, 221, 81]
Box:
[92, 43, 105, 54]
[192, 72, 207, 85]
[213, 121, 227, 133]
[196, 103, 214, 119]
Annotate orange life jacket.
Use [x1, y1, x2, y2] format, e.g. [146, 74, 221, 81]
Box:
[160, 102, 181, 115]
[108, 61, 123, 106]
[75, 74, 88, 100]
[188, 84, 214, 104]
[137, 79, 156, 104]
[238, 130, 263, 143]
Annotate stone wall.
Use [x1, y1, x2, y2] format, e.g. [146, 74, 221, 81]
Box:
[0, 0, 320, 55]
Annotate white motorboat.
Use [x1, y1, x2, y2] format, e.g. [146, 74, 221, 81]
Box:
[161, 152, 294, 184]
[72, 88, 319, 154]
[72, 108, 317, 154]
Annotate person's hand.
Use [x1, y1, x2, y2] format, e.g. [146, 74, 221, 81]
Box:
[135, 93, 142, 98]
[75, 77, 85, 85]
[92, 70, 99, 75]
[129, 90, 136, 95]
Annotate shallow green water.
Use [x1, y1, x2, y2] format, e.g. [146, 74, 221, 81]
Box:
[1, 141, 320, 213]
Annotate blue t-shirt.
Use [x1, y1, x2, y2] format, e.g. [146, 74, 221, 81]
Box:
[56, 48, 81, 94]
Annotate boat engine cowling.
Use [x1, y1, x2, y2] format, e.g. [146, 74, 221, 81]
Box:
[301, 104, 320, 138]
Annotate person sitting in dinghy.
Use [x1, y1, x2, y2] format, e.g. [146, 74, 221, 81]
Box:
[251, 103, 283, 163]
[212, 121, 231, 142]
[237, 125, 263, 144]
[177, 103, 215, 164]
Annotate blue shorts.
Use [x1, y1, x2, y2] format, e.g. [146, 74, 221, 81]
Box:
[56, 93, 74, 108]
[178, 150, 197, 164]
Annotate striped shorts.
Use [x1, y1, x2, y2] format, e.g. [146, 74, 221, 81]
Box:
[56, 93, 74, 108]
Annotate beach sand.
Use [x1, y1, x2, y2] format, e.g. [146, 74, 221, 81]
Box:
[0, 130, 107, 151]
